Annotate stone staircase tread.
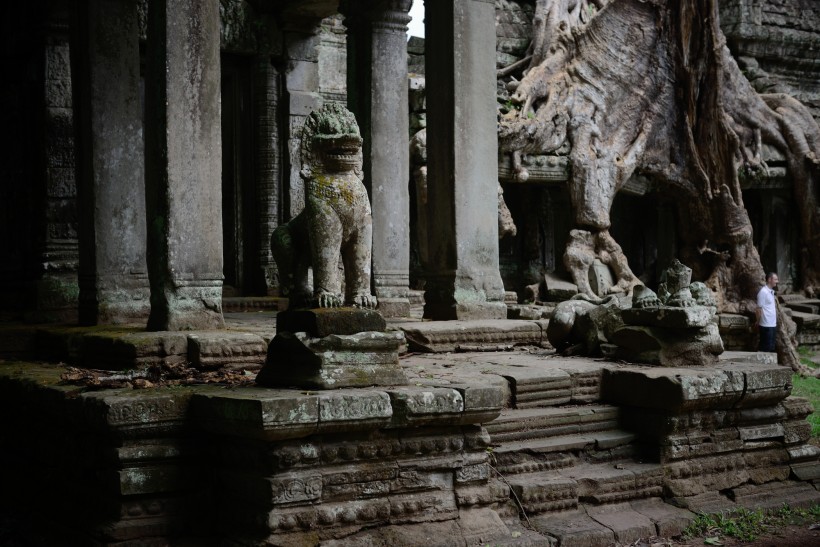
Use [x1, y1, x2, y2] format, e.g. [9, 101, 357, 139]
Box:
[491, 404, 619, 422]
[493, 429, 637, 455]
[530, 509, 615, 547]
[585, 502, 656, 545]
[487, 405, 620, 437]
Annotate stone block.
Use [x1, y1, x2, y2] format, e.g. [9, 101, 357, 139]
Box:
[316, 390, 393, 433]
[561, 463, 662, 504]
[276, 307, 386, 336]
[629, 498, 695, 537]
[456, 507, 519, 546]
[322, 519, 463, 547]
[665, 453, 749, 496]
[508, 474, 578, 513]
[719, 350, 777, 365]
[611, 322, 723, 367]
[105, 464, 187, 497]
[387, 387, 464, 427]
[190, 388, 319, 441]
[257, 331, 407, 389]
[531, 509, 615, 547]
[792, 461, 820, 481]
[622, 306, 714, 329]
[388, 490, 459, 524]
[397, 319, 543, 352]
[82, 388, 192, 429]
[672, 491, 737, 514]
[187, 331, 267, 370]
[265, 498, 391, 534]
[602, 365, 745, 411]
[585, 503, 655, 545]
[543, 272, 579, 301]
[718, 313, 751, 330]
[726, 360, 793, 407]
[38, 327, 187, 370]
[788, 444, 820, 462]
[729, 481, 820, 511]
[455, 480, 510, 508]
[288, 90, 322, 116]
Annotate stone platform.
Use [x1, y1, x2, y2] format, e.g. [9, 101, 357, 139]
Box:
[1, 317, 819, 545]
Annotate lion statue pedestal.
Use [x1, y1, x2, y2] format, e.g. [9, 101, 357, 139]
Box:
[257, 104, 407, 389]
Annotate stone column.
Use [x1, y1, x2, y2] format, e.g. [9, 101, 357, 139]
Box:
[281, 17, 323, 220]
[344, 0, 412, 318]
[255, 57, 281, 293]
[72, 0, 149, 325]
[27, 4, 80, 323]
[423, 0, 506, 320]
[144, 0, 224, 330]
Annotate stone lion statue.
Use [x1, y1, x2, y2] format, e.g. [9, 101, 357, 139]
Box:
[271, 103, 377, 309]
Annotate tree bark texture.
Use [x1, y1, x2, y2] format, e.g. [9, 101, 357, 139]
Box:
[499, 0, 820, 373]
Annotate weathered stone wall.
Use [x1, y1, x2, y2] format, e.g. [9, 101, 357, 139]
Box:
[720, 0, 820, 122]
[0, 4, 79, 321]
[319, 14, 347, 105]
[0, 362, 507, 545]
[495, 0, 534, 67]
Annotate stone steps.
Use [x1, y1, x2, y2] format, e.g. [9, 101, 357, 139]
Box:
[506, 462, 664, 515]
[529, 499, 697, 547]
[486, 405, 620, 443]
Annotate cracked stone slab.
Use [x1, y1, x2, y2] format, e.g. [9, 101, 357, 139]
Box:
[629, 498, 695, 537]
[530, 509, 615, 547]
[585, 502, 656, 545]
[601, 362, 789, 412]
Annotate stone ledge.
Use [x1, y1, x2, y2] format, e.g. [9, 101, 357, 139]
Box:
[602, 361, 792, 412]
[395, 320, 545, 352]
[29, 325, 270, 371]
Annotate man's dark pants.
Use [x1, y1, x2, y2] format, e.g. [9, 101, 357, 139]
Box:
[759, 326, 776, 352]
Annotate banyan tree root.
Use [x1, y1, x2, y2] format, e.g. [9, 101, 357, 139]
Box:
[498, 0, 820, 373]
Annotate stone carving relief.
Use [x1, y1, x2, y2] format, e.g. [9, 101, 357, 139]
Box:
[271, 104, 377, 309]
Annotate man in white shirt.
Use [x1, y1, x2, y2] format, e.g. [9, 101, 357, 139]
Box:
[755, 272, 778, 352]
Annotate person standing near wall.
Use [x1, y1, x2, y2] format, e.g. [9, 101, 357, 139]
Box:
[756, 272, 779, 352]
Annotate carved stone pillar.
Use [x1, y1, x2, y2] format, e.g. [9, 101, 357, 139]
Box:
[26, 4, 80, 323]
[344, 0, 412, 318]
[282, 17, 323, 220]
[423, 0, 506, 320]
[72, 0, 150, 325]
[144, 0, 224, 330]
[255, 57, 281, 292]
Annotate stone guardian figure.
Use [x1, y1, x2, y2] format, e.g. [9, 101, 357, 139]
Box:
[271, 104, 377, 309]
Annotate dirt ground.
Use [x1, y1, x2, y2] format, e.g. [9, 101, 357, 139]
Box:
[655, 523, 820, 546]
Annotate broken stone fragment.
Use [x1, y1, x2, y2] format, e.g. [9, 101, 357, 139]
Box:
[256, 330, 407, 389]
[621, 306, 715, 329]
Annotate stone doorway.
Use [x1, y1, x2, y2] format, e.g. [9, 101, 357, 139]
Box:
[221, 56, 261, 296]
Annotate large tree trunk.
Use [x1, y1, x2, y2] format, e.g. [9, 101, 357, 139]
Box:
[499, 0, 820, 373]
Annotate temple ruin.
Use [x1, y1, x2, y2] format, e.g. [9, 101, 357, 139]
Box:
[1, 0, 820, 545]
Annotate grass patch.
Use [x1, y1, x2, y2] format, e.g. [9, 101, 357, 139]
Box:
[793, 347, 820, 437]
[684, 504, 820, 543]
